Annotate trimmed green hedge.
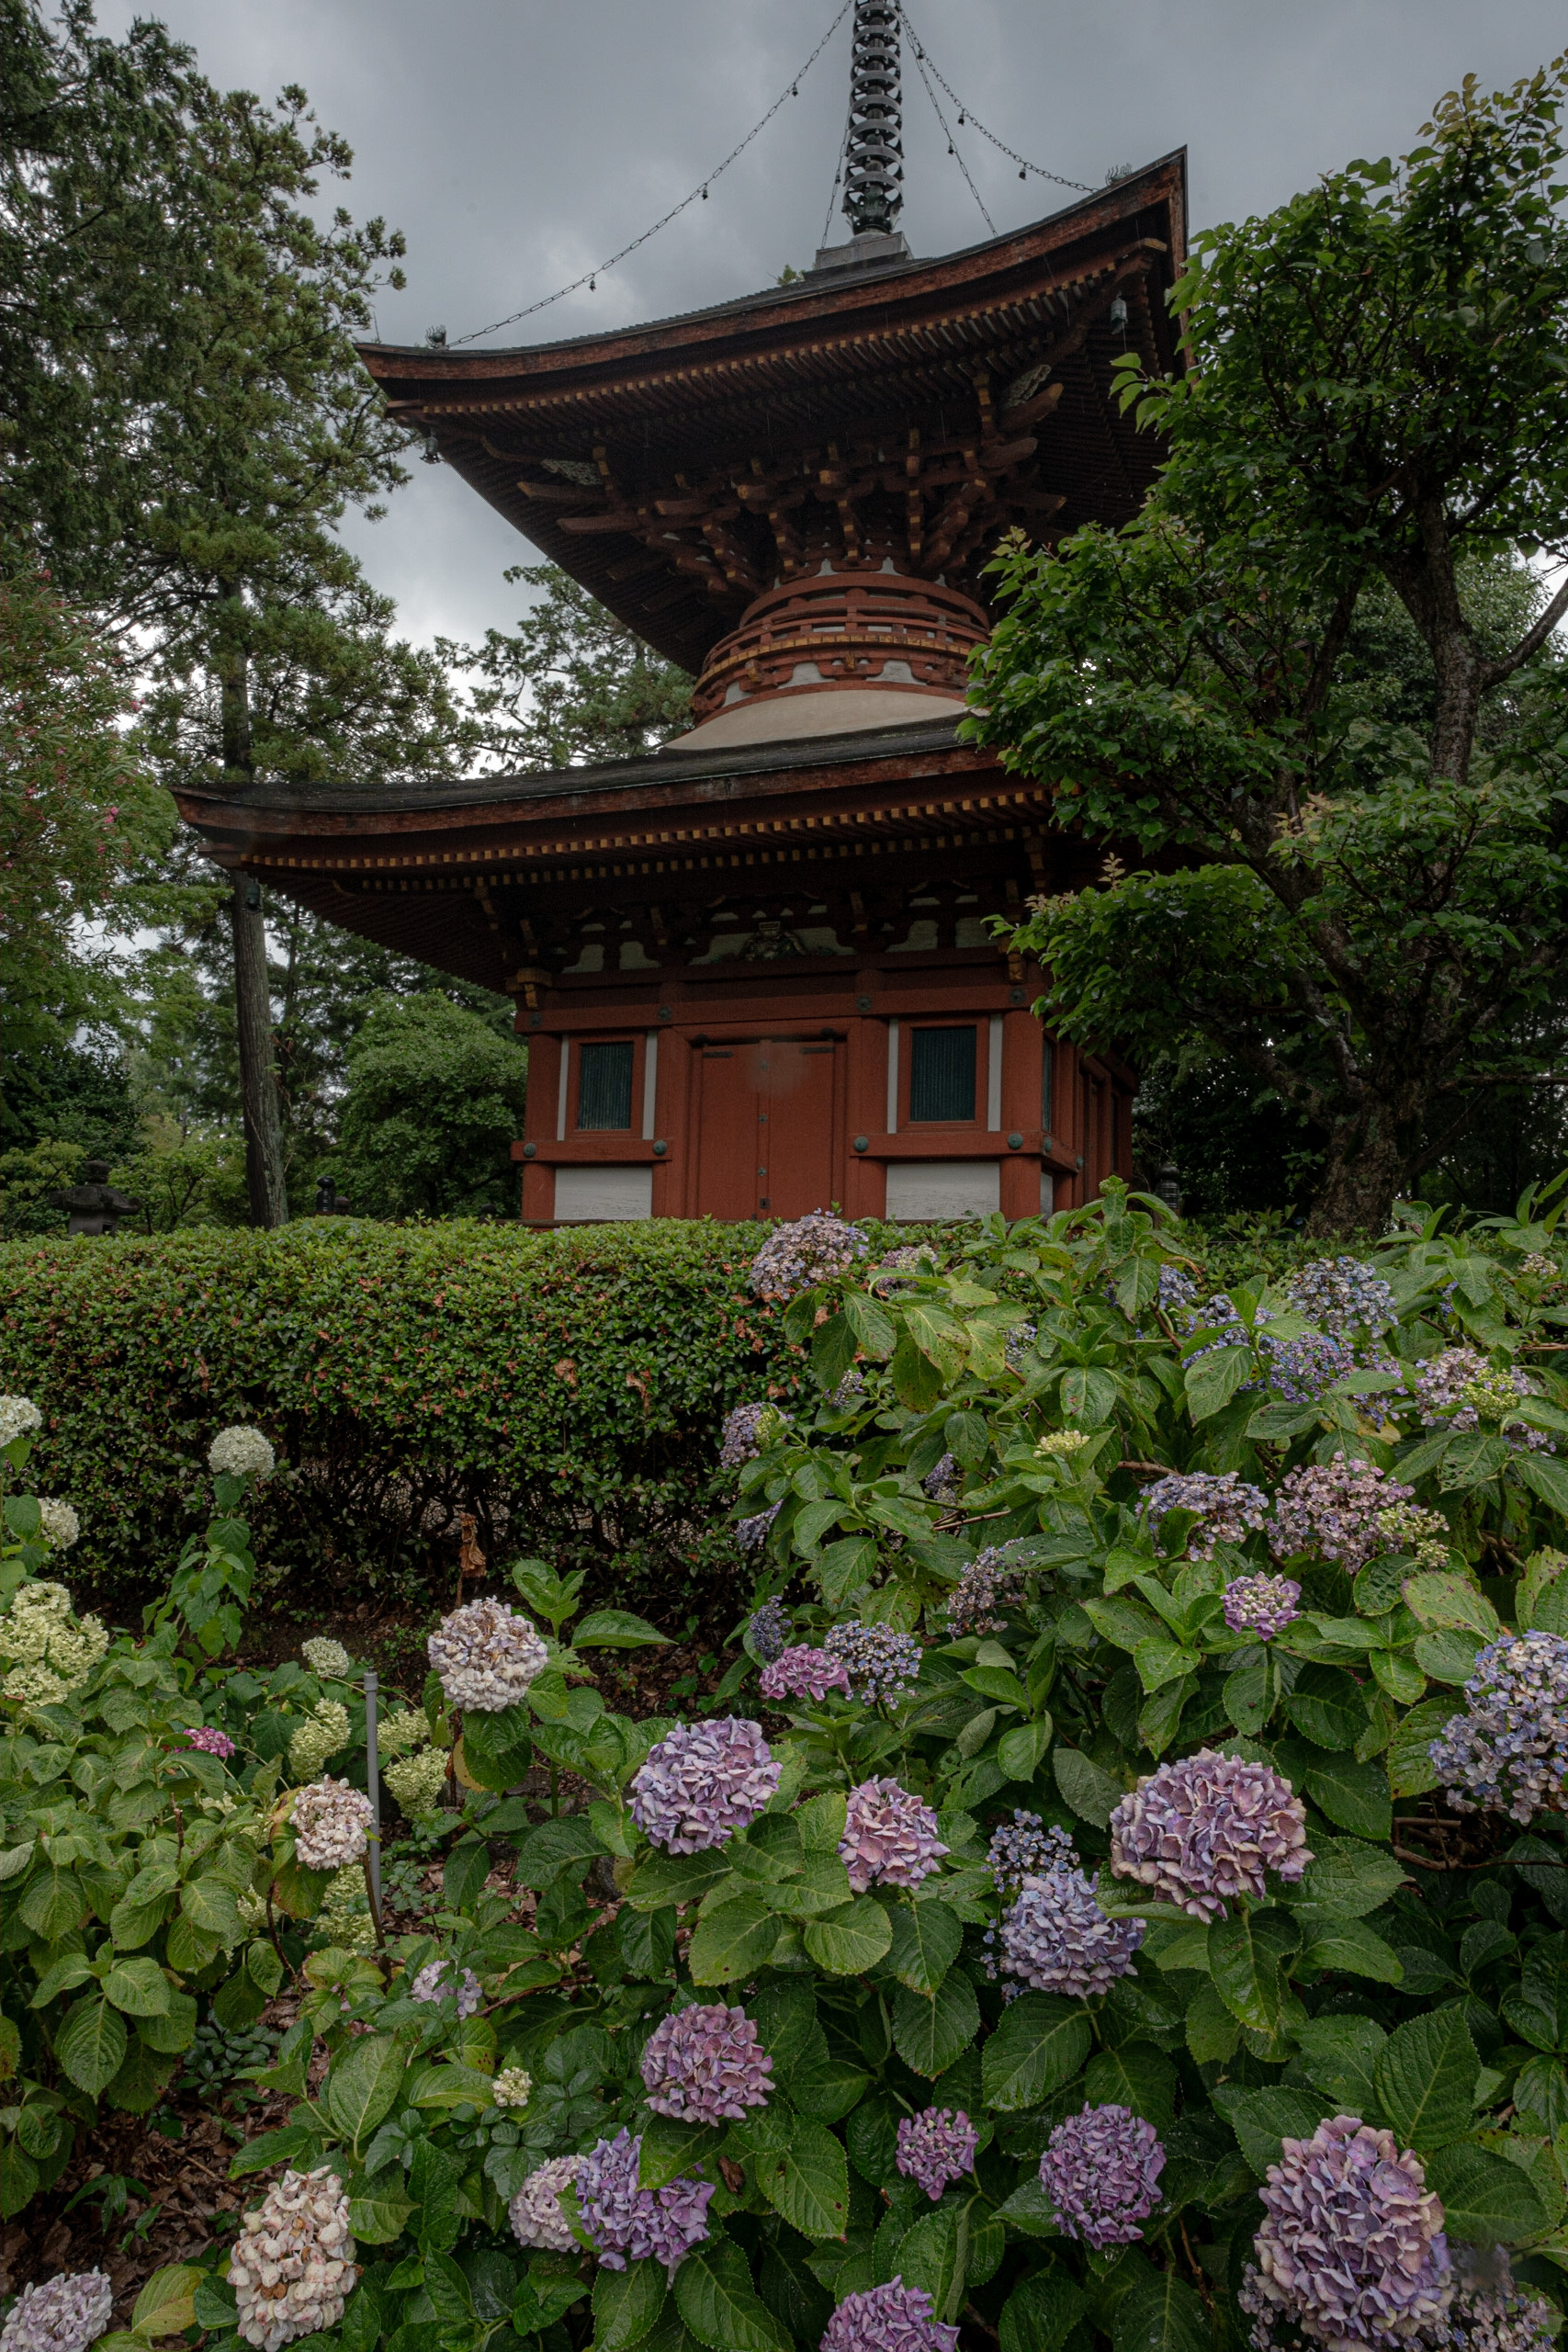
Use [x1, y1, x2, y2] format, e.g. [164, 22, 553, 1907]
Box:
[0, 1220, 818, 1613]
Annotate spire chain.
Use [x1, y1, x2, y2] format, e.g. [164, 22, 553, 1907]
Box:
[842, 2, 904, 236]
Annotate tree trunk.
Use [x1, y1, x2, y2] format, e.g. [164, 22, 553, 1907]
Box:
[231, 876, 289, 1227]
[1303, 1114, 1406, 1238]
[218, 579, 288, 1228]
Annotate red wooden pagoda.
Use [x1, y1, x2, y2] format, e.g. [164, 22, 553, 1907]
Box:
[175, 12, 1186, 1226]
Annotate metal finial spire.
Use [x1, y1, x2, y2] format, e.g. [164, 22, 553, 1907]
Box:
[842, 2, 903, 236]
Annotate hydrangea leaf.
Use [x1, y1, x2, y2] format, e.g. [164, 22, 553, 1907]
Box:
[688, 1893, 782, 1985]
[1385, 1698, 1465, 1797]
[886, 1899, 962, 1996]
[1211, 2084, 1333, 2176]
[1053, 1747, 1123, 1827]
[802, 1897, 894, 1976]
[1372, 2007, 1480, 2151]
[324, 2035, 405, 2151]
[1424, 2143, 1548, 2241]
[1284, 1665, 1368, 1749]
[102, 1954, 173, 2018]
[1084, 2041, 1178, 2131]
[1294, 2015, 1387, 2114]
[54, 1993, 128, 2095]
[592, 2256, 668, 2352]
[1111, 2265, 1210, 2352]
[891, 1973, 980, 2078]
[999, 2269, 1087, 2352]
[673, 2234, 792, 2352]
[1207, 1908, 1301, 2032]
[1300, 1918, 1404, 1984]
[980, 1992, 1091, 2112]
[1291, 1838, 1408, 1920]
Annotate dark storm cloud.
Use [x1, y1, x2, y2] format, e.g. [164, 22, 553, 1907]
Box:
[92, 0, 1568, 647]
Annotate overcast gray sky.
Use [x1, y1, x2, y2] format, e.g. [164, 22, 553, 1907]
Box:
[96, 0, 1568, 652]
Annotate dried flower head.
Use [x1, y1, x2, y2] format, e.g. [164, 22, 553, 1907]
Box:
[985, 1826, 1144, 1995]
[181, 1724, 237, 1759]
[288, 1700, 351, 1780]
[629, 1717, 781, 1852]
[409, 1960, 481, 2018]
[36, 1499, 79, 1551]
[758, 1645, 852, 1702]
[1140, 1470, 1269, 1559]
[491, 2067, 532, 2109]
[509, 2155, 582, 2252]
[289, 1777, 372, 1871]
[720, 1403, 787, 1468]
[745, 1599, 790, 1663]
[577, 2128, 714, 2278]
[0, 2269, 113, 2352]
[228, 2166, 358, 2350]
[1249, 2116, 1450, 2352]
[1270, 1457, 1418, 1576]
[428, 1597, 548, 1713]
[1039, 2103, 1165, 2248]
[896, 2108, 977, 2200]
[1109, 1748, 1311, 1920]
[640, 2002, 773, 2123]
[819, 2280, 959, 2352]
[823, 1621, 922, 1702]
[383, 1747, 449, 1816]
[0, 1396, 42, 1451]
[749, 1213, 869, 1301]
[1429, 1631, 1568, 1824]
[301, 1637, 352, 1679]
[840, 1777, 948, 1891]
[209, 1425, 275, 1482]
[943, 1548, 1026, 1636]
[1223, 1575, 1303, 1641]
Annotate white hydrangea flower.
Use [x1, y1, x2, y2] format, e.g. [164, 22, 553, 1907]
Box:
[36, 1498, 80, 1550]
[0, 1396, 42, 1451]
[0, 1580, 73, 1663]
[301, 1637, 352, 1679]
[3, 1662, 71, 1710]
[0, 2267, 113, 2352]
[237, 1889, 269, 1930]
[228, 2167, 358, 2350]
[428, 1597, 548, 1713]
[209, 1426, 276, 1481]
[383, 1747, 449, 1815]
[491, 2066, 532, 2109]
[0, 1584, 106, 1698]
[378, 1708, 432, 1756]
[290, 1777, 372, 1870]
[508, 2155, 583, 2252]
[288, 1699, 351, 1779]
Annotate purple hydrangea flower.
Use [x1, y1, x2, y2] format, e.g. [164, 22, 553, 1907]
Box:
[749, 1214, 869, 1302]
[1004, 1321, 1039, 1367]
[720, 1404, 787, 1468]
[758, 1645, 852, 1702]
[181, 1725, 237, 1758]
[577, 2128, 714, 2279]
[0, 2271, 114, 2352]
[1156, 1265, 1199, 1316]
[873, 1244, 939, 1292]
[1139, 1470, 1269, 1560]
[409, 1961, 481, 2018]
[839, 1778, 948, 1891]
[737, 1504, 782, 1553]
[1287, 1258, 1397, 1339]
[1266, 1330, 1368, 1407]
[827, 1366, 865, 1411]
[1223, 1574, 1303, 1642]
[745, 1599, 790, 1664]
[1038, 2103, 1165, 2248]
[1412, 1348, 1550, 1446]
[985, 1826, 1144, 1995]
[943, 1548, 1024, 1636]
[896, 2108, 977, 2200]
[823, 1621, 922, 1701]
[922, 1453, 959, 1503]
[987, 1810, 1058, 1892]
[1429, 1631, 1568, 1825]
[820, 2281, 958, 2352]
[640, 2002, 773, 2123]
[1248, 2116, 1450, 2351]
[629, 1717, 782, 1852]
[1109, 1748, 1311, 1921]
[1269, 1456, 1416, 1576]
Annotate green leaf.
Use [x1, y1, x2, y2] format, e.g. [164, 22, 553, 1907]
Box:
[1053, 1747, 1123, 1827]
[818, 1536, 879, 1607]
[179, 1873, 242, 1947]
[407, 2062, 499, 2110]
[103, 1956, 174, 2018]
[1000, 2272, 1087, 2352]
[1300, 1918, 1404, 1984]
[137, 1989, 197, 2055]
[1425, 2143, 1548, 2242]
[1386, 1698, 1464, 1797]
[1186, 1345, 1253, 1421]
[1295, 1749, 1393, 1840]
[1285, 1665, 1368, 1749]
[131, 2267, 202, 2339]
[462, 1704, 536, 1792]
[750, 1978, 818, 2068]
[19, 1862, 86, 1939]
[1295, 2016, 1387, 2115]
[593, 2257, 668, 2352]
[623, 1849, 732, 1912]
[55, 1996, 129, 2095]
[1208, 1909, 1300, 2033]
[796, 1792, 848, 1854]
[1373, 2008, 1479, 2151]
[688, 1893, 782, 1984]
[228, 2123, 315, 2176]
[1111, 2267, 1209, 2352]
[1292, 1838, 1408, 1920]
[891, 1973, 980, 2078]
[1415, 1630, 1483, 1686]
[0, 2143, 39, 2221]
[1402, 1574, 1501, 1639]
[638, 2115, 720, 2191]
[575, 1611, 671, 1649]
[803, 1897, 894, 1976]
[347, 2174, 414, 2245]
[886, 1900, 961, 1996]
[324, 2036, 405, 2150]
[674, 2236, 791, 2352]
[29, 1951, 95, 2007]
[897, 2206, 964, 2325]
[753, 2114, 852, 2239]
[998, 1720, 1055, 1779]
[1084, 2042, 1178, 2131]
[980, 1992, 1091, 2112]
[1214, 2086, 1333, 2176]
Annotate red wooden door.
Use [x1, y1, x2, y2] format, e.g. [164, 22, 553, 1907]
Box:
[694, 1039, 840, 1220]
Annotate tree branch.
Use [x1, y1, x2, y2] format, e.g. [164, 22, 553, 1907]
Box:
[1481, 574, 1568, 692]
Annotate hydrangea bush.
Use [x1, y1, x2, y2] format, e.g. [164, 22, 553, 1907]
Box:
[13, 1186, 1568, 2352]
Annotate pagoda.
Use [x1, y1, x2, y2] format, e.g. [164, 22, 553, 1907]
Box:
[174, 4, 1187, 1226]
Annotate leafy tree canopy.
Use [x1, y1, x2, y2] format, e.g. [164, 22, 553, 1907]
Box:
[471, 562, 694, 770]
[975, 59, 1568, 1234]
[331, 992, 529, 1221]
